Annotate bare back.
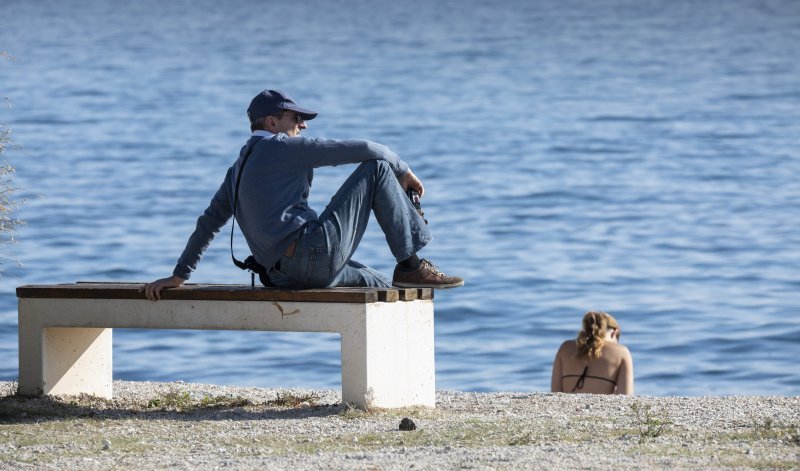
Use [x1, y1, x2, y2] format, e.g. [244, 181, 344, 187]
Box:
[550, 340, 634, 394]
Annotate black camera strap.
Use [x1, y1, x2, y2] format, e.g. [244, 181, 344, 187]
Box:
[230, 136, 268, 287]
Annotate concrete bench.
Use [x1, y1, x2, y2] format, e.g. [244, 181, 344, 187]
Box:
[16, 283, 435, 409]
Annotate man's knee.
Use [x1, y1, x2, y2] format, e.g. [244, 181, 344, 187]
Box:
[357, 159, 391, 175]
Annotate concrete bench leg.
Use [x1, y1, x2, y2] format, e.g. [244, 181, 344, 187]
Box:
[18, 324, 113, 398]
[341, 300, 435, 409]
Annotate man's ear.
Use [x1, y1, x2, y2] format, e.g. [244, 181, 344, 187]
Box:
[264, 115, 277, 132]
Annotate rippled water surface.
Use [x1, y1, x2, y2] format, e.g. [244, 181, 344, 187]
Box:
[1, 0, 799, 395]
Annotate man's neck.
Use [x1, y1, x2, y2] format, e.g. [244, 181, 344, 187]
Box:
[252, 130, 274, 137]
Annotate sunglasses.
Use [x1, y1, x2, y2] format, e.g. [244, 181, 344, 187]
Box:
[283, 112, 304, 124]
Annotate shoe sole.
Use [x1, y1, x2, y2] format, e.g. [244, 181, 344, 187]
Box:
[392, 280, 465, 289]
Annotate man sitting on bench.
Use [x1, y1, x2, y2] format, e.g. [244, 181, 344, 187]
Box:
[142, 89, 463, 300]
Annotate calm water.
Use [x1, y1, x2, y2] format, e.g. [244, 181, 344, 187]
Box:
[1, 0, 798, 396]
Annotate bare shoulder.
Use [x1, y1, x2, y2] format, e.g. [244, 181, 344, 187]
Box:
[604, 342, 633, 360]
[557, 340, 577, 355]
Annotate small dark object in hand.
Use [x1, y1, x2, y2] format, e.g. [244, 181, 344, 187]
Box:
[407, 189, 428, 225]
[399, 417, 417, 431]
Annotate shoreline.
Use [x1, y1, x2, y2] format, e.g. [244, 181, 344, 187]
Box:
[1, 381, 798, 469]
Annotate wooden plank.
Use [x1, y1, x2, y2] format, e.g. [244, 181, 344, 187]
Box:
[15, 283, 399, 304]
[376, 290, 399, 302]
[418, 288, 434, 300]
[397, 288, 418, 301]
[394, 288, 434, 301]
[72, 282, 437, 300]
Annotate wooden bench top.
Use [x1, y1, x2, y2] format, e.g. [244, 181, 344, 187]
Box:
[16, 282, 433, 304]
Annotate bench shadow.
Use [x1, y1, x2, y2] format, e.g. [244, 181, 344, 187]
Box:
[0, 394, 345, 424]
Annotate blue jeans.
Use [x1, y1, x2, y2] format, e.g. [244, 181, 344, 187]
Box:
[267, 160, 432, 288]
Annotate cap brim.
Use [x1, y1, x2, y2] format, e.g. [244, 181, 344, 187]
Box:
[282, 103, 318, 121]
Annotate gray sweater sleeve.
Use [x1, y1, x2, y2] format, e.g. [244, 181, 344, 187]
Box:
[283, 136, 410, 175]
[172, 168, 233, 280]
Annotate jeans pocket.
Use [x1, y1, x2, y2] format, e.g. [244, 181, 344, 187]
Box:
[282, 250, 310, 286]
[305, 245, 340, 288]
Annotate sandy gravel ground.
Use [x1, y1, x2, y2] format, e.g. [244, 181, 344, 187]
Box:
[1, 381, 798, 470]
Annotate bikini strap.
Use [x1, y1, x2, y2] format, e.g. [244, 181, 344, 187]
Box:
[571, 366, 589, 392]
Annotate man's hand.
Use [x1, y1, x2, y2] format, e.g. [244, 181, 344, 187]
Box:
[139, 275, 185, 301]
[399, 169, 424, 197]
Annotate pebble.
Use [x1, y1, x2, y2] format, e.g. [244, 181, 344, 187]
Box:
[399, 418, 417, 431]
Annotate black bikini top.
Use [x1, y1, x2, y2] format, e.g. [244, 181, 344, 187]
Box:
[563, 366, 617, 392]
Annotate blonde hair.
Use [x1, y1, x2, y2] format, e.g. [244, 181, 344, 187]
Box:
[575, 311, 620, 360]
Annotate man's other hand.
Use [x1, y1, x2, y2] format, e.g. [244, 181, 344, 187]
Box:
[399, 169, 424, 197]
[140, 275, 185, 301]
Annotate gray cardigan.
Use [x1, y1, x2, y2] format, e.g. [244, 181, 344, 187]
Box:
[173, 131, 409, 280]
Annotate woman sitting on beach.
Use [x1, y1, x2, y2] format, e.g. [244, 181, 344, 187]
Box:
[551, 311, 634, 394]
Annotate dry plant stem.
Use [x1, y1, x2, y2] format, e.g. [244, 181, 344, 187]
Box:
[0, 53, 24, 269]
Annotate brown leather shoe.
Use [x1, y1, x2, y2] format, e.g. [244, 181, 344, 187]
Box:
[392, 259, 464, 289]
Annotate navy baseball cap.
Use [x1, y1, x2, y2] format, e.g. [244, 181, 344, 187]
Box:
[247, 89, 318, 122]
